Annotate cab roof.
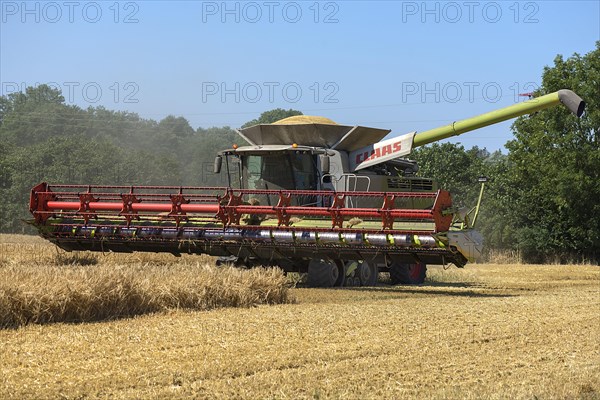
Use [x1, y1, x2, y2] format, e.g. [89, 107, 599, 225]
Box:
[238, 116, 391, 152]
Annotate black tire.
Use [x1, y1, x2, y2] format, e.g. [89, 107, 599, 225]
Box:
[357, 261, 378, 286]
[307, 259, 343, 287]
[389, 263, 427, 285]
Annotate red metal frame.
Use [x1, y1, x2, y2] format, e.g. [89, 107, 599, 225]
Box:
[29, 183, 454, 233]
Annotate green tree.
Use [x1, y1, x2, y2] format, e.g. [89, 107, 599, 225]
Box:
[0, 96, 12, 126]
[503, 43, 599, 262]
[242, 108, 303, 128]
[0, 86, 192, 232]
[0, 85, 88, 147]
[412, 143, 513, 251]
[188, 127, 240, 185]
[412, 143, 493, 208]
[158, 115, 195, 138]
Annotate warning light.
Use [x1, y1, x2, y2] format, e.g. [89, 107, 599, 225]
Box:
[292, 143, 298, 148]
[232, 144, 238, 149]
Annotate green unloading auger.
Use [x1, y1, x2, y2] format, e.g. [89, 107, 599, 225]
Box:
[412, 89, 586, 148]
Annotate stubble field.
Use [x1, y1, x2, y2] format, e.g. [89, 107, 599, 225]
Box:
[1, 234, 598, 399]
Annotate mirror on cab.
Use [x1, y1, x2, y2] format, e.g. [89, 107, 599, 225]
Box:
[214, 155, 222, 174]
[320, 154, 330, 175]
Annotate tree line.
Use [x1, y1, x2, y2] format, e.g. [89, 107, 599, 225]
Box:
[1, 44, 597, 263]
[413, 43, 599, 263]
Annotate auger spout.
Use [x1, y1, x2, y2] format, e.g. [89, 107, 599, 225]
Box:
[412, 89, 585, 148]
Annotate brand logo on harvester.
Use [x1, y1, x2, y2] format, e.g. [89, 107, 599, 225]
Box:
[356, 141, 403, 164]
[350, 132, 416, 172]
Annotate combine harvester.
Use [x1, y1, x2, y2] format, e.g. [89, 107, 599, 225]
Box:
[29, 90, 585, 287]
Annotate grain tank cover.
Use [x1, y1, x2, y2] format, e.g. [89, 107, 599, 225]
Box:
[239, 115, 391, 150]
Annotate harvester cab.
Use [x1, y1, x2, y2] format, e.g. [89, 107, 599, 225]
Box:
[29, 90, 585, 287]
[216, 116, 431, 209]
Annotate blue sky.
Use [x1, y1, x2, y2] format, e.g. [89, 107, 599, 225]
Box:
[1, 0, 598, 151]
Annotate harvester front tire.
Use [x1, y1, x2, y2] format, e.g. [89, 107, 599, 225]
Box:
[307, 259, 343, 287]
[216, 256, 239, 267]
[389, 263, 427, 285]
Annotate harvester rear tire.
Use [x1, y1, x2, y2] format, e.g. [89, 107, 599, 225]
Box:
[307, 259, 343, 287]
[357, 261, 378, 286]
[389, 263, 427, 285]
